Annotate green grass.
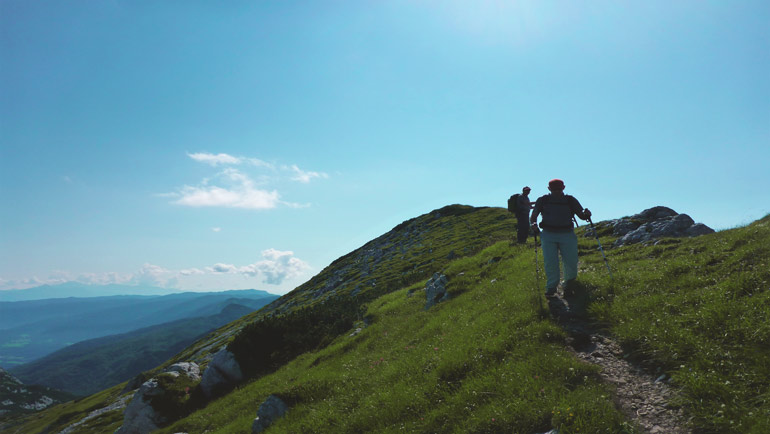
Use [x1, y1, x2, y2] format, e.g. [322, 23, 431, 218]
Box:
[160, 241, 632, 434]
[2, 384, 127, 434]
[15, 208, 770, 433]
[583, 214, 770, 433]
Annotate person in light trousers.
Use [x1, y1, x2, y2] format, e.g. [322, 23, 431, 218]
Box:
[530, 178, 592, 297]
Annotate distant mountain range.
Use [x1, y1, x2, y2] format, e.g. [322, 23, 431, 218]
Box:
[0, 282, 182, 302]
[0, 289, 279, 367]
[9, 303, 258, 397]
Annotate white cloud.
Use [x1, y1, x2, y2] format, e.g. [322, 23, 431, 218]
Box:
[212, 227, 222, 232]
[209, 263, 237, 273]
[285, 164, 329, 183]
[129, 263, 177, 287]
[238, 248, 310, 285]
[187, 152, 275, 170]
[179, 268, 205, 276]
[173, 169, 281, 210]
[187, 152, 242, 166]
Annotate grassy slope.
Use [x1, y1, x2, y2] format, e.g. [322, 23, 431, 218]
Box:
[584, 214, 770, 433]
[9, 208, 769, 433]
[160, 240, 631, 434]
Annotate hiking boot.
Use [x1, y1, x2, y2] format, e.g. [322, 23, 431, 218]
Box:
[545, 288, 557, 298]
[563, 279, 578, 297]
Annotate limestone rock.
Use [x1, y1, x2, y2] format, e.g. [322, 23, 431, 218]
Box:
[167, 362, 200, 381]
[115, 379, 165, 434]
[251, 395, 289, 433]
[199, 349, 244, 399]
[424, 273, 449, 310]
[613, 207, 714, 247]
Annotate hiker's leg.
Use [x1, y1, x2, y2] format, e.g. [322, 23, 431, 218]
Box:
[540, 230, 560, 291]
[516, 214, 529, 243]
[561, 231, 579, 282]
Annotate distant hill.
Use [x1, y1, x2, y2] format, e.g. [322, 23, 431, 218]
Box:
[0, 290, 278, 367]
[0, 366, 73, 420]
[0, 282, 181, 302]
[10, 303, 256, 397]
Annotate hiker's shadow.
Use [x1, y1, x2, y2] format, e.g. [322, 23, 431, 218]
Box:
[547, 288, 591, 322]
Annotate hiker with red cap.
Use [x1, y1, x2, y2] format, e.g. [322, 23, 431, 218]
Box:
[530, 179, 592, 297]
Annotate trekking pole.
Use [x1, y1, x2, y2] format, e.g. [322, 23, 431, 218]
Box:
[533, 226, 544, 313]
[588, 217, 613, 279]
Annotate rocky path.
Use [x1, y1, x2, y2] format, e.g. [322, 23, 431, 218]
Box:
[547, 290, 691, 434]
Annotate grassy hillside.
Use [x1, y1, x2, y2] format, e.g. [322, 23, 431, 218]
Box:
[8, 207, 769, 433]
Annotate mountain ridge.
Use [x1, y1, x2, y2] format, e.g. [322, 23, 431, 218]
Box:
[6, 206, 768, 434]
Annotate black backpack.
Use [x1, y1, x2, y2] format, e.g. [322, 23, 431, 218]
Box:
[507, 194, 520, 213]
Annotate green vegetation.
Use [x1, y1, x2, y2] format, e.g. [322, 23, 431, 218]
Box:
[161, 241, 632, 434]
[10, 207, 770, 433]
[584, 215, 770, 433]
[1, 384, 127, 434]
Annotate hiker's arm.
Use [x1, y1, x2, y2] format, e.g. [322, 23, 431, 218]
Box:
[572, 197, 592, 221]
[576, 208, 592, 220]
[530, 198, 542, 225]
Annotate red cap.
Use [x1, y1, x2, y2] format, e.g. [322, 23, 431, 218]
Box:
[548, 179, 565, 190]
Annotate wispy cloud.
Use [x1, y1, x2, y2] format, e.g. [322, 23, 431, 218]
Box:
[164, 152, 327, 211]
[187, 152, 274, 169]
[172, 168, 281, 210]
[212, 227, 222, 232]
[1, 249, 310, 291]
[187, 152, 242, 166]
[286, 164, 329, 183]
[203, 249, 309, 285]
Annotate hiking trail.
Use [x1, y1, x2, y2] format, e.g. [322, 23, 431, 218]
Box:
[547, 289, 691, 434]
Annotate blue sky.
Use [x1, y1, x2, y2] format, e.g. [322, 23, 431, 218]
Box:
[1, 1, 768, 294]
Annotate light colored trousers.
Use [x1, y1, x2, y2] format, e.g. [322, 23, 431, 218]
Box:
[540, 229, 578, 290]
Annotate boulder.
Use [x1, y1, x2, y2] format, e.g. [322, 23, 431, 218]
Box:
[251, 395, 289, 433]
[613, 207, 714, 247]
[424, 273, 449, 310]
[115, 379, 165, 434]
[166, 363, 201, 381]
[115, 363, 201, 434]
[199, 349, 244, 399]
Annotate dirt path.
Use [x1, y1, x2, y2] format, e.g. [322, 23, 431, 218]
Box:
[547, 290, 691, 434]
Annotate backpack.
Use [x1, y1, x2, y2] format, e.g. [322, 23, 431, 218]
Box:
[507, 194, 520, 213]
[540, 194, 577, 229]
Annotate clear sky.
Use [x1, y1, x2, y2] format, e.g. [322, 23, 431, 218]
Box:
[1, 1, 768, 294]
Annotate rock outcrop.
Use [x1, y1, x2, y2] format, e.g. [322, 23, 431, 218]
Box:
[115, 363, 200, 434]
[251, 395, 289, 433]
[115, 379, 165, 434]
[596, 206, 715, 247]
[199, 349, 244, 399]
[424, 273, 449, 310]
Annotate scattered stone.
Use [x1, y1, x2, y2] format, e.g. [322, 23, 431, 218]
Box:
[546, 292, 690, 433]
[252, 395, 289, 433]
[424, 273, 449, 310]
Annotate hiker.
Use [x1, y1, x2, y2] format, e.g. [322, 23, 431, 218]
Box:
[530, 179, 592, 297]
[515, 186, 534, 243]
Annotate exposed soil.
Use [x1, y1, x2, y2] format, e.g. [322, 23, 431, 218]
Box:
[547, 288, 691, 434]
